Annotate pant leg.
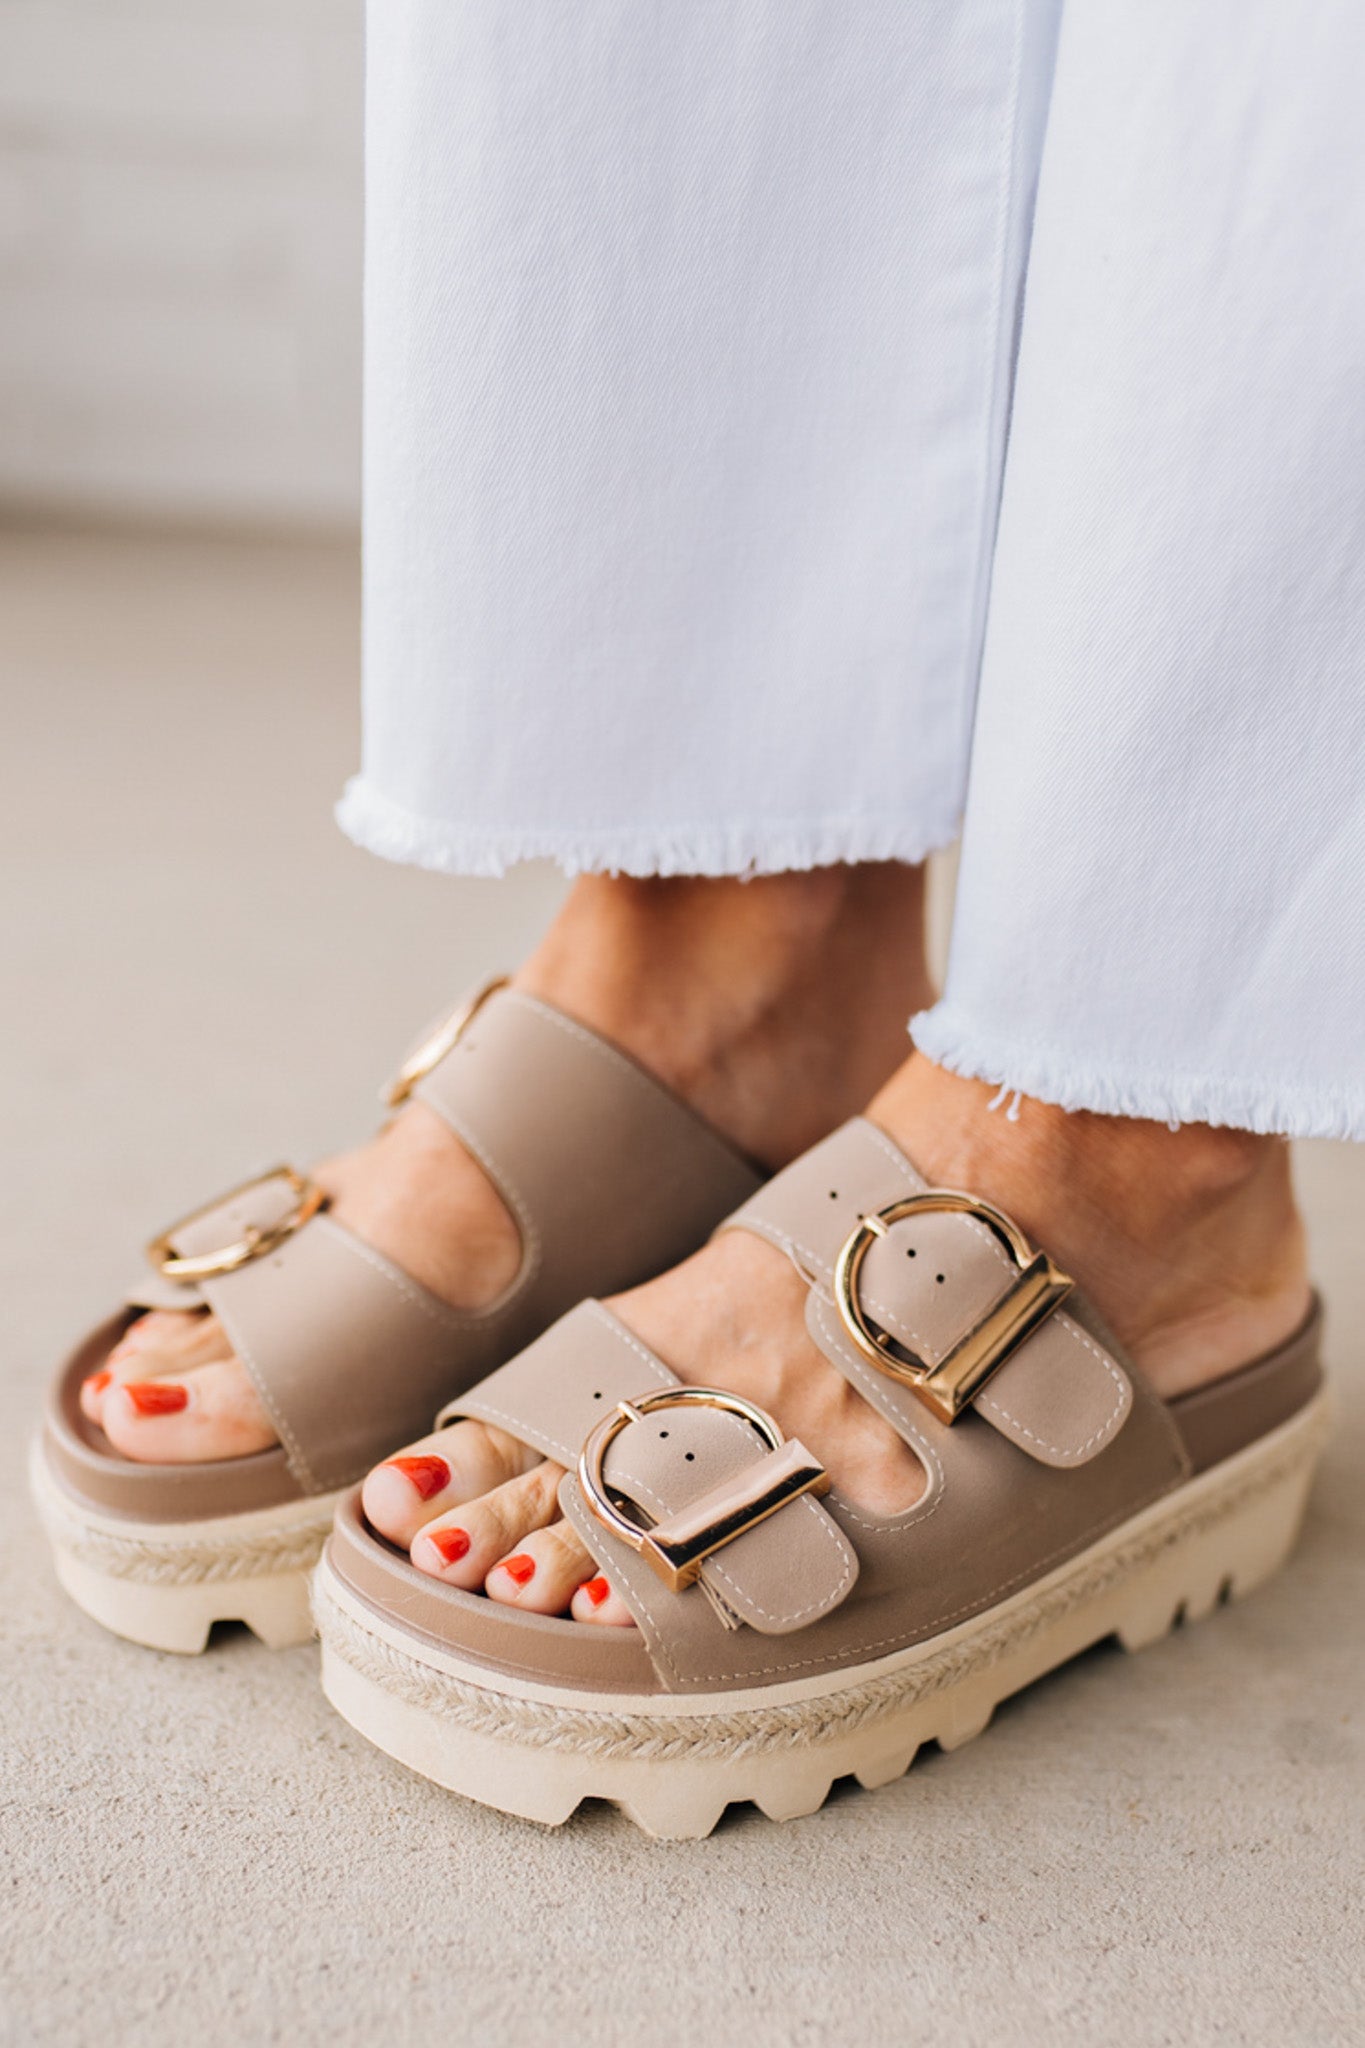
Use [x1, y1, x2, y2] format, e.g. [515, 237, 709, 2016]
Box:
[342, 0, 1060, 877]
[914, 0, 1365, 1140]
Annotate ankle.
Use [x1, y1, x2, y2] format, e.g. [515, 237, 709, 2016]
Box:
[518, 866, 933, 1166]
[869, 1057, 1310, 1397]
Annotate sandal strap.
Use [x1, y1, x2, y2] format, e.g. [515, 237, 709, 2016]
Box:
[413, 990, 762, 1311]
[447, 1301, 859, 1635]
[424, 1121, 1199, 1698]
[123, 988, 761, 1494]
[721, 1118, 1145, 1468]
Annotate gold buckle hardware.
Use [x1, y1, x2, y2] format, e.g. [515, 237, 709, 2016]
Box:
[146, 1166, 328, 1283]
[381, 974, 510, 1108]
[833, 1190, 1072, 1424]
[577, 1387, 830, 1594]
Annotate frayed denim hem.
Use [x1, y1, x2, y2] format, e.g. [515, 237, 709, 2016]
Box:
[911, 1003, 1365, 1143]
[336, 776, 960, 882]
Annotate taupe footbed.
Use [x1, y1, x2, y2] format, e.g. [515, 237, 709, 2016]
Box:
[314, 1117, 1327, 1837]
[32, 986, 763, 1651]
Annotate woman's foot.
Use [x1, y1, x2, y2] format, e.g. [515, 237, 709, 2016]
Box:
[363, 1054, 1312, 1626]
[81, 864, 931, 1464]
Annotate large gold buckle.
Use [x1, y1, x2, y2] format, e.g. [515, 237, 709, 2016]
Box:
[578, 1388, 830, 1593]
[146, 1166, 328, 1283]
[833, 1190, 1072, 1424]
[381, 975, 510, 1108]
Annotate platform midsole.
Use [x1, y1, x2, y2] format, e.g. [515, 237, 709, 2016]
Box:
[29, 1434, 339, 1585]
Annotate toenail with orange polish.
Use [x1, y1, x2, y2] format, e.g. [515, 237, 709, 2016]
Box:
[386, 1454, 451, 1500]
[123, 1382, 189, 1416]
[583, 1577, 610, 1607]
[425, 1527, 471, 1565]
[84, 1370, 113, 1396]
[501, 1554, 536, 1587]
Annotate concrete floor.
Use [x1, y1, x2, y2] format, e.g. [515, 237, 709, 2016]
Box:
[1, 527, 1362, 2048]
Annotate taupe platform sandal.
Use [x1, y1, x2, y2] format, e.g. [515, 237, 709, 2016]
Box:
[32, 982, 762, 1654]
[315, 1116, 1328, 1839]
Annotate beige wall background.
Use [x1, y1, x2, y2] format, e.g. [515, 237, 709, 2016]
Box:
[0, 0, 363, 526]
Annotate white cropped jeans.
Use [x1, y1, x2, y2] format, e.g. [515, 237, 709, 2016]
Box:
[341, 1, 1365, 1142]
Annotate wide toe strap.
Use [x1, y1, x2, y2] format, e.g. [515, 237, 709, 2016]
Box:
[120, 985, 763, 1494]
[723, 1118, 1144, 1468]
[445, 1301, 860, 1638]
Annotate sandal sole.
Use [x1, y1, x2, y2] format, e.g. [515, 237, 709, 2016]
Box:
[29, 1436, 337, 1654]
[314, 1390, 1329, 1838]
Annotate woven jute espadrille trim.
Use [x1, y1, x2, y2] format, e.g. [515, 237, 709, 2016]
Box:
[30, 1443, 336, 1588]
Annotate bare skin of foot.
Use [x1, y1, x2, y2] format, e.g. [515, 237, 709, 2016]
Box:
[361, 1054, 1311, 1628]
[79, 863, 931, 1468]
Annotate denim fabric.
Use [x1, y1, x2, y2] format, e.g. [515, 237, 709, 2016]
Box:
[914, 0, 1365, 1139]
[343, 0, 1365, 1138]
[343, 0, 1059, 877]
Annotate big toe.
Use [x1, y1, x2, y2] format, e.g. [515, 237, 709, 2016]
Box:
[80, 1310, 234, 1425]
[100, 1354, 277, 1464]
[361, 1418, 543, 1547]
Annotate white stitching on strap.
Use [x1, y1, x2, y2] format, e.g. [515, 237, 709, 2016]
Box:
[736, 1219, 936, 1353]
[608, 1455, 854, 1631]
[209, 1300, 320, 1495]
[418, 1102, 543, 1294]
[458, 1304, 674, 1464]
[856, 1123, 922, 1188]
[678, 1476, 1184, 1684]
[707, 1496, 854, 1627]
[975, 1318, 1129, 1461]
[461, 1395, 576, 1467]
[515, 998, 710, 1120]
[584, 1300, 679, 1381]
[327, 1222, 490, 1331]
[808, 1293, 946, 1536]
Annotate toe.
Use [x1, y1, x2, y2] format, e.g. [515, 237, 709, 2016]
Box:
[82, 1311, 234, 1425]
[78, 1364, 117, 1425]
[485, 1520, 599, 1616]
[100, 1354, 276, 1464]
[80, 1310, 228, 1425]
[569, 1573, 637, 1627]
[107, 1309, 234, 1374]
[361, 1419, 542, 1547]
[409, 1460, 565, 1588]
